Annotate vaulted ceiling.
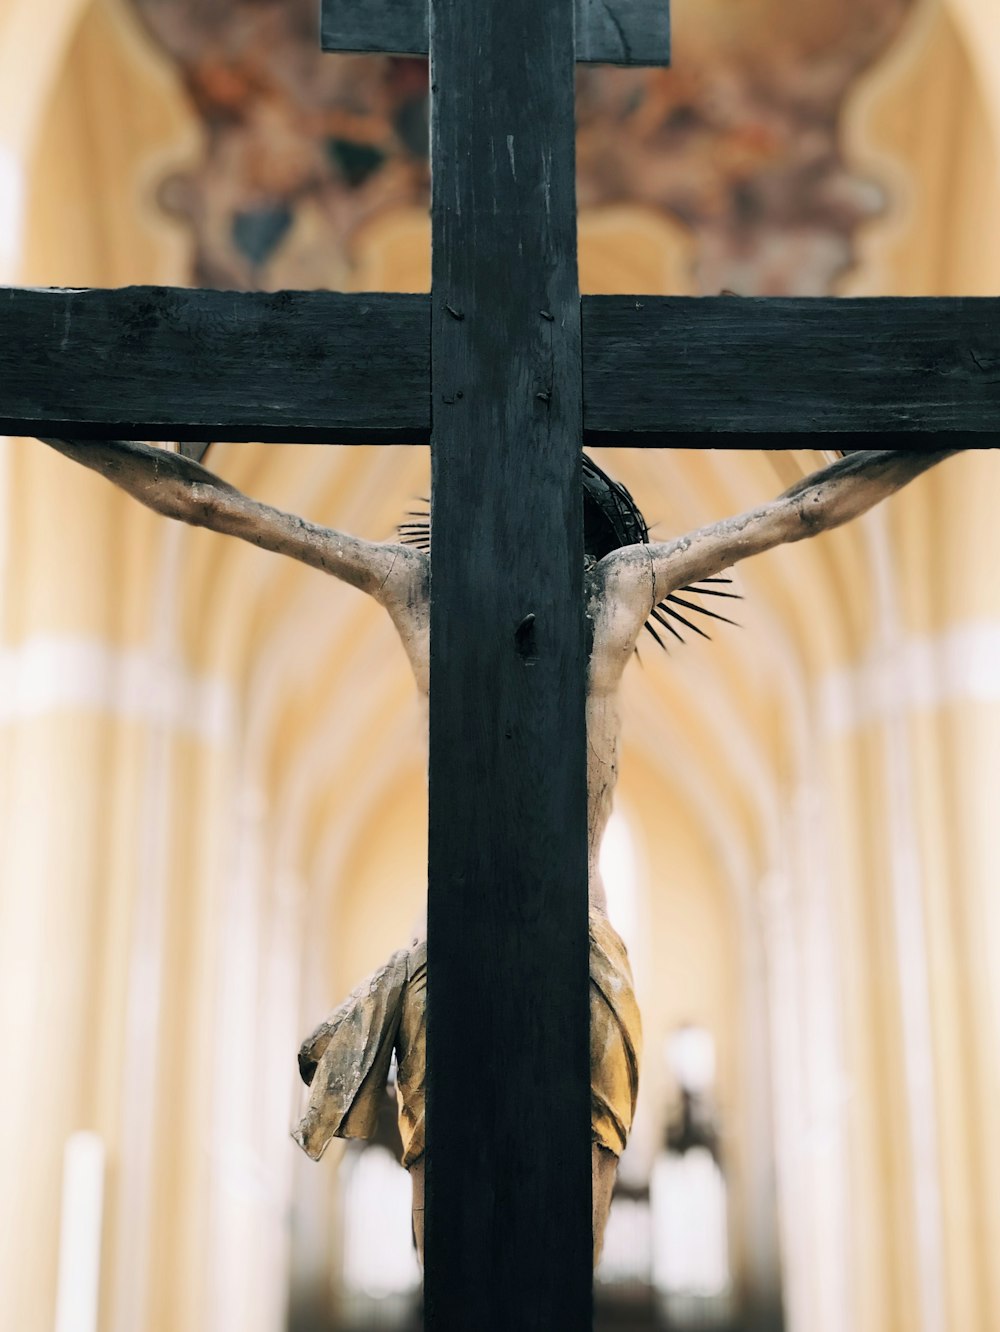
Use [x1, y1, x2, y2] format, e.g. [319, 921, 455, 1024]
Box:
[1, 2, 999, 1330]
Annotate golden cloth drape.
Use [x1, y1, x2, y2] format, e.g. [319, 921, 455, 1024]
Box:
[293, 911, 641, 1167]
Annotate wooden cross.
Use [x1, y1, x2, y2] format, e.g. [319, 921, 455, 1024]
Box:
[1, 0, 997, 1328]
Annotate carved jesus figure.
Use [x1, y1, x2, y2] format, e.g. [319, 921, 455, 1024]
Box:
[39, 438, 957, 1260]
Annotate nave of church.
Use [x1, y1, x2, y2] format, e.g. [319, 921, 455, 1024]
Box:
[1, 1, 999, 1329]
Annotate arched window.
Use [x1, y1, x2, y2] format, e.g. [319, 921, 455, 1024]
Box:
[596, 812, 657, 1313]
[599, 809, 642, 966]
[335, 1070, 420, 1329]
[651, 1026, 733, 1324]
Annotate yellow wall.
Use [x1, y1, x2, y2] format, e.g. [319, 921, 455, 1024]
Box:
[1, 1, 1000, 1330]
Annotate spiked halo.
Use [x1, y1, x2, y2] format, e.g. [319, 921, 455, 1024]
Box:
[397, 454, 740, 652]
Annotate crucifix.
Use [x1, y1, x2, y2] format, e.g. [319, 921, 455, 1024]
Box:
[1, 0, 996, 1327]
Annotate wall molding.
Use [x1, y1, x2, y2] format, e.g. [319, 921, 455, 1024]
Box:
[0, 635, 233, 740]
[819, 621, 1000, 733]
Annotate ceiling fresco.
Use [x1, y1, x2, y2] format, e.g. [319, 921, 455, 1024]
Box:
[130, 0, 916, 293]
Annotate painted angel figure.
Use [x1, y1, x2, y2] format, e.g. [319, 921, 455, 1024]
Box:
[38, 438, 958, 1261]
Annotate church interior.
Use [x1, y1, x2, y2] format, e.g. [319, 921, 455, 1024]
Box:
[1, 1, 999, 1329]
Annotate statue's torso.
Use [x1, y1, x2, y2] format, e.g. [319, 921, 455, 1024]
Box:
[386, 556, 645, 910]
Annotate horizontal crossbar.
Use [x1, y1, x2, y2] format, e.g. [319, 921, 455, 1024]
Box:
[582, 296, 1000, 444]
[0, 286, 428, 445]
[322, 0, 671, 65]
[2, 287, 997, 444]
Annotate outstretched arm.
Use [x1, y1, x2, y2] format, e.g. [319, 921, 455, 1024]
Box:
[39, 438, 425, 605]
[602, 449, 959, 612]
[588, 449, 960, 684]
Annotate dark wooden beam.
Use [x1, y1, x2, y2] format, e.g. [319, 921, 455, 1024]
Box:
[322, 0, 670, 65]
[425, 0, 592, 1325]
[4, 290, 997, 445]
[583, 295, 1000, 443]
[0, 286, 429, 444]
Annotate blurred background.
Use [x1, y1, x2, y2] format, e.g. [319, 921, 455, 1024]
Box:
[0, 0, 998, 1329]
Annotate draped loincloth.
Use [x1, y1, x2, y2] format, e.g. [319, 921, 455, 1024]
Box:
[293, 911, 641, 1168]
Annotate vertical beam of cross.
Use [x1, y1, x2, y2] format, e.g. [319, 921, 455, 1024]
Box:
[426, 0, 593, 1325]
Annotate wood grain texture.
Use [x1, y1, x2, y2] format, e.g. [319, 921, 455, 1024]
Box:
[0, 286, 429, 444]
[583, 295, 1000, 442]
[5, 289, 996, 448]
[322, 0, 670, 65]
[426, 0, 592, 1324]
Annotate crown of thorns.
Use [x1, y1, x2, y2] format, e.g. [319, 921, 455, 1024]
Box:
[398, 454, 739, 651]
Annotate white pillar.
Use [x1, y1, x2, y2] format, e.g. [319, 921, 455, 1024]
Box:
[54, 1133, 106, 1332]
[0, 142, 24, 280]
